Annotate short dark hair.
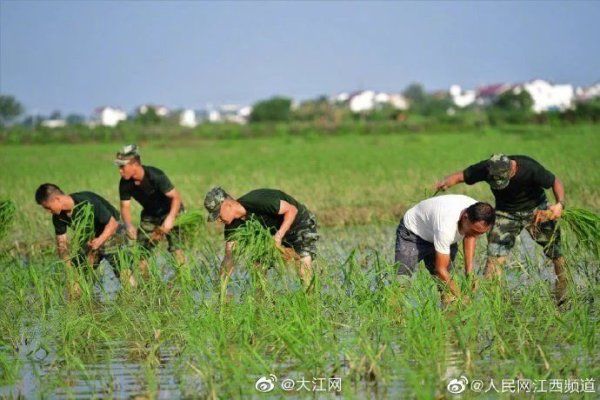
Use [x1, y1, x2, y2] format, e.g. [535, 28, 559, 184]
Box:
[35, 183, 64, 204]
[465, 202, 495, 226]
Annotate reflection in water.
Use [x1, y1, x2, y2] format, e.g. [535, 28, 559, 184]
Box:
[0, 224, 594, 398]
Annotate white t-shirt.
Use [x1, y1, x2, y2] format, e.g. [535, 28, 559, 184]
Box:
[402, 194, 478, 254]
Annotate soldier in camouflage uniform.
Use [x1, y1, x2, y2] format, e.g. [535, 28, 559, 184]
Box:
[34, 183, 133, 295]
[435, 154, 567, 301]
[204, 187, 319, 287]
[114, 144, 185, 279]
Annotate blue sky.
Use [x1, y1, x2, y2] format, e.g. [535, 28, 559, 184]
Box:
[1, 1, 598, 115]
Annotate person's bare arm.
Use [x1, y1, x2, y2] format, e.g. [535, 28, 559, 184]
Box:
[274, 200, 298, 246]
[435, 251, 461, 298]
[220, 241, 235, 278]
[56, 234, 71, 265]
[88, 216, 119, 250]
[463, 236, 476, 275]
[160, 189, 182, 234]
[534, 177, 566, 224]
[549, 177, 565, 219]
[120, 200, 137, 239]
[435, 171, 465, 191]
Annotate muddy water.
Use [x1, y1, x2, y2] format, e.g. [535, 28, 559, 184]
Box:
[0, 224, 588, 398]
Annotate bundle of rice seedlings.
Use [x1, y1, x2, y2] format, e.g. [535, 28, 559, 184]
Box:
[561, 208, 600, 257]
[174, 209, 205, 232]
[228, 218, 285, 269]
[69, 202, 95, 259]
[0, 200, 16, 241]
[536, 208, 600, 257]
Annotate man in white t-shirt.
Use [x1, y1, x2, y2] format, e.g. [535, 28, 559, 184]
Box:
[395, 195, 495, 300]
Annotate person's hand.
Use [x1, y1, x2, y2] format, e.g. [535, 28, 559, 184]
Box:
[533, 209, 553, 225]
[547, 203, 564, 220]
[126, 224, 137, 240]
[87, 237, 103, 251]
[150, 227, 165, 243]
[434, 178, 450, 192]
[161, 216, 175, 234]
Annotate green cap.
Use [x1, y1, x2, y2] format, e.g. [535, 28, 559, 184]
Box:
[487, 154, 511, 190]
[204, 186, 230, 222]
[114, 144, 140, 166]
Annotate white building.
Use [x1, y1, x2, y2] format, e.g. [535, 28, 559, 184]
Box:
[333, 92, 350, 103]
[179, 109, 197, 128]
[519, 79, 574, 113]
[387, 94, 409, 110]
[206, 104, 252, 124]
[575, 83, 600, 102]
[348, 91, 376, 112]
[449, 85, 476, 108]
[475, 83, 513, 106]
[93, 107, 127, 127]
[41, 119, 66, 128]
[347, 90, 408, 113]
[138, 104, 170, 117]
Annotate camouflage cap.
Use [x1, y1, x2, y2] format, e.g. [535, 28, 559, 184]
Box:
[114, 144, 140, 166]
[487, 154, 511, 190]
[204, 186, 230, 222]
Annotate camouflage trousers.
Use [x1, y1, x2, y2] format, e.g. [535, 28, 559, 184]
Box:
[138, 214, 185, 253]
[487, 202, 562, 259]
[282, 212, 319, 260]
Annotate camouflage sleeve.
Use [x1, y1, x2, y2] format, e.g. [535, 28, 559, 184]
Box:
[463, 160, 488, 185]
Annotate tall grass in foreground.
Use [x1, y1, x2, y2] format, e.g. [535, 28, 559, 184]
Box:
[0, 129, 598, 397]
[0, 200, 16, 242]
[0, 236, 598, 398]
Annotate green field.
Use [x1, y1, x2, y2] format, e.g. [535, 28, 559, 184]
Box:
[0, 125, 599, 398]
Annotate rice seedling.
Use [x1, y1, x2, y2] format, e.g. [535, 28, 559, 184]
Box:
[560, 208, 600, 257]
[0, 129, 598, 398]
[0, 199, 16, 241]
[228, 218, 287, 271]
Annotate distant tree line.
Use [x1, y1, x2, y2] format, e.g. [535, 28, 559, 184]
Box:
[1, 83, 599, 134]
[247, 83, 599, 126]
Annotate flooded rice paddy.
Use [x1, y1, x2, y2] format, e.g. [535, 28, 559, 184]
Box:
[1, 224, 598, 399]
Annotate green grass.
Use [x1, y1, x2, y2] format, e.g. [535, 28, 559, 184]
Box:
[0, 125, 598, 398]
